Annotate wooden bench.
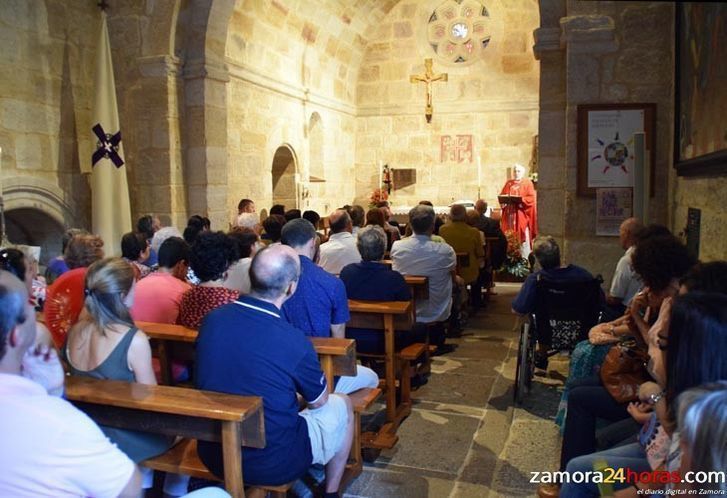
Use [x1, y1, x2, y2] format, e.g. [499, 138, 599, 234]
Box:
[137, 322, 380, 486]
[347, 299, 423, 449]
[65, 376, 264, 498]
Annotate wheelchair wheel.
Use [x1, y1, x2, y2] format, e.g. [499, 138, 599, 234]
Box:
[514, 321, 533, 404]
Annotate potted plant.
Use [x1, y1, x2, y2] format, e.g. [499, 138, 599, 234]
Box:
[497, 230, 530, 282]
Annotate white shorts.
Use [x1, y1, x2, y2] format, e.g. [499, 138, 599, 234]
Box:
[299, 393, 349, 465]
[334, 365, 379, 395]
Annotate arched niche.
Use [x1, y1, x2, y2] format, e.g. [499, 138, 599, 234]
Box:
[5, 208, 65, 267]
[271, 144, 299, 210]
[308, 112, 325, 182]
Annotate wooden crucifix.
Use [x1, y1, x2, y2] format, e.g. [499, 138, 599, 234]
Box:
[410, 58, 448, 123]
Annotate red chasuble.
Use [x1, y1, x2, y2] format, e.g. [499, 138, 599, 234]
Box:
[499, 178, 537, 247]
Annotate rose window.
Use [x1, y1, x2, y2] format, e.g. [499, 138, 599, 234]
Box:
[427, 0, 491, 64]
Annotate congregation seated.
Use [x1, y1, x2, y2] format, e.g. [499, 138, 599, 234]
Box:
[261, 214, 285, 244]
[234, 212, 261, 233]
[318, 209, 361, 275]
[0, 270, 143, 497]
[121, 231, 152, 280]
[269, 204, 285, 216]
[223, 229, 260, 294]
[280, 219, 379, 394]
[151, 226, 183, 259]
[195, 244, 354, 494]
[375, 201, 401, 241]
[44, 227, 86, 285]
[440, 204, 485, 308]
[62, 258, 177, 490]
[0, 248, 53, 349]
[390, 204, 457, 352]
[365, 207, 396, 252]
[558, 291, 727, 497]
[551, 234, 696, 495]
[511, 235, 600, 368]
[418, 200, 445, 235]
[473, 199, 507, 272]
[676, 382, 727, 494]
[603, 217, 644, 320]
[130, 236, 191, 324]
[136, 214, 161, 267]
[45, 233, 105, 343]
[237, 198, 255, 215]
[183, 215, 208, 246]
[340, 225, 425, 355]
[284, 208, 302, 222]
[349, 204, 365, 237]
[178, 232, 239, 329]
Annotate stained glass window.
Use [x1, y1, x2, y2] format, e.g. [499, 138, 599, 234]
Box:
[427, 0, 491, 64]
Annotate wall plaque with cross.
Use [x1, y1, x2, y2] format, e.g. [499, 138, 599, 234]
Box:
[410, 58, 448, 123]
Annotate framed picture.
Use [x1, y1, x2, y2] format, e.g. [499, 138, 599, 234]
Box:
[674, 3, 727, 177]
[577, 103, 656, 197]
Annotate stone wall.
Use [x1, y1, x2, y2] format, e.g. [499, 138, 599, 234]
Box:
[670, 175, 727, 262]
[224, 0, 396, 219]
[354, 0, 540, 208]
[0, 0, 97, 229]
[536, 1, 675, 284]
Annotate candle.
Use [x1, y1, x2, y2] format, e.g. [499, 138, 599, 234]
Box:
[477, 155, 482, 189]
[378, 160, 382, 191]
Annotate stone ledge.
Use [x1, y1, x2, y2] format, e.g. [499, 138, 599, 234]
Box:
[560, 15, 617, 54]
[138, 54, 181, 78]
[533, 27, 562, 59]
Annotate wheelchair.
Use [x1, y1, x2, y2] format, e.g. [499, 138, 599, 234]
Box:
[514, 274, 603, 404]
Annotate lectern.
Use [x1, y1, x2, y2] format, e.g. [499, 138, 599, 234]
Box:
[498, 194, 522, 233]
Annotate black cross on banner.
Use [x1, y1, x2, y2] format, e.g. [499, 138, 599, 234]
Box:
[91, 123, 124, 168]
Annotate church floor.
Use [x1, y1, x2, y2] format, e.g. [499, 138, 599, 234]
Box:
[344, 283, 569, 498]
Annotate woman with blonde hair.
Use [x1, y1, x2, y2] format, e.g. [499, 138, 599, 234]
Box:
[62, 258, 179, 490]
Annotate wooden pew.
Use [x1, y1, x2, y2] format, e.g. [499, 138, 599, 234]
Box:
[137, 322, 380, 485]
[347, 299, 421, 449]
[65, 376, 264, 498]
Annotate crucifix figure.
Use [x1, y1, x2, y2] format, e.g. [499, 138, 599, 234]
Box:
[410, 58, 448, 123]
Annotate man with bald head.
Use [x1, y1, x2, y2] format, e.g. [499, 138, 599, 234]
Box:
[318, 209, 362, 274]
[605, 217, 644, 318]
[0, 271, 142, 497]
[195, 244, 354, 497]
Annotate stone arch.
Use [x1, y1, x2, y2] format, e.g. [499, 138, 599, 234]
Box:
[1, 177, 78, 267]
[308, 112, 325, 182]
[271, 145, 299, 210]
[5, 208, 65, 267]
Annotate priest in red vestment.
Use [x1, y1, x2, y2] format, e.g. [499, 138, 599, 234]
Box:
[499, 164, 537, 258]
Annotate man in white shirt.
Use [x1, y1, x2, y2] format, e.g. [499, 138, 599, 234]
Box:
[0, 271, 141, 498]
[391, 205, 457, 352]
[318, 209, 362, 274]
[606, 218, 643, 319]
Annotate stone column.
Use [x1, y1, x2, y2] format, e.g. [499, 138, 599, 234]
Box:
[135, 55, 184, 227]
[559, 14, 618, 269]
[533, 0, 567, 243]
[182, 57, 230, 229]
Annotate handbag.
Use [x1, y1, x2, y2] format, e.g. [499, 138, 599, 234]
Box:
[599, 337, 650, 403]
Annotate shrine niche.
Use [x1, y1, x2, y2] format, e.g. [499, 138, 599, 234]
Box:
[271, 145, 298, 209]
[392, 169, 417, 190]
[440, 134, 473, 163]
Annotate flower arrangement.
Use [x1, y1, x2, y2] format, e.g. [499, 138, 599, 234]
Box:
[500, 230, 530, 279]
[369, 188, 389, 208]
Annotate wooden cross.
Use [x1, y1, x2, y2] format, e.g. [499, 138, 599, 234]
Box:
[410, 58, 448, 123]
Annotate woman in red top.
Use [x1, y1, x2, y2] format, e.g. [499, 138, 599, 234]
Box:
[178, 231, 239, 329]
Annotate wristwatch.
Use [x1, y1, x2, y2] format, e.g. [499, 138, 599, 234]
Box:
[648, 390, 666, 405]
